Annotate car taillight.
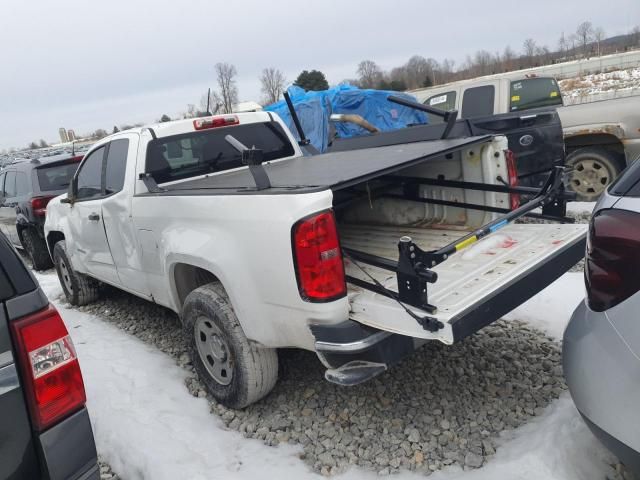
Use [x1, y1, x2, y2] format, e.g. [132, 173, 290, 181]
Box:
[586, 209, 640, 312]
[10, 305, 86, 431]
[292, 210, 346, 302]
[193, 115, 239, 130]
[505, 149, 520, 210]
[31, 196, 55, 216]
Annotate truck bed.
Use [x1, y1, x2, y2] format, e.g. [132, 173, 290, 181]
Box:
[340, 222, 586, 342]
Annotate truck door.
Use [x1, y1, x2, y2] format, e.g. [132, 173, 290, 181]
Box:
[100, 135, 152, 298]
[67, 145, 120, 285]
[0, 171, 19, 246]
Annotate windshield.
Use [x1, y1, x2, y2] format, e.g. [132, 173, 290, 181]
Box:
[36, 161, 80, 191]
[510, 78, 563, 111]
[145, 121, 295, 184]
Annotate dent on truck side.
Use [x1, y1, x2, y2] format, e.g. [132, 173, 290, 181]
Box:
[44, 198, 68, 254]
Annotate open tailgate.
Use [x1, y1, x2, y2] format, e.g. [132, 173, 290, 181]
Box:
[344, 222, 586, 344]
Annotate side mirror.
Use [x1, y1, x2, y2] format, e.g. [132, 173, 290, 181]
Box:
[60, 182, 74, 204]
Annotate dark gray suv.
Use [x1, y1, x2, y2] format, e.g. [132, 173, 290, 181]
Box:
[0, 230, 98, 479]
[0, 154, 82, 270]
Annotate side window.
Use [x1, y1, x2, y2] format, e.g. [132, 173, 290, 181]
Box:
[423, 91, 457, 124]
[4, 172, 16, 198]
[461, 85, 495, 118]
[105, 139, 129, 194]
[15, 172, 28, 197]
[76, 147, 105, 200]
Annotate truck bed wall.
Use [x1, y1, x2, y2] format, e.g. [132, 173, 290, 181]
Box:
[336, 138, 509, 231]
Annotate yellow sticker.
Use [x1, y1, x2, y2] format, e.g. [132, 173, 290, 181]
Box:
[550, 91, 558, 97]
[511, 95, 520, 102]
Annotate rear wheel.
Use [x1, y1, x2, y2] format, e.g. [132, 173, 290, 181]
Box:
[182, 282, 278, 409]
[22, 228, 53, 271]
[53, 240, 100, 306]
[566, 148, 622, 201]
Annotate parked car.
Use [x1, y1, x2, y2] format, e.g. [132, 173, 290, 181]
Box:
[411, 75, 640, 200]
[0, 230, 98, 479]
[0, 154, 82, 270]
[563, 158, 640, 476]
[45, 112, 585, 409]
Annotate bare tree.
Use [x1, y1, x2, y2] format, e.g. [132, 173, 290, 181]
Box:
[568, 33, 579, 54]
[576, 21, 594, 55]
[404, 55, 431, 89]
[184, 104, 196, 119]
[632, 26, 640, 46]
[558, 32, 569, 57]
[214, 62, 238, 114]
[474, 50, 495, 75]
[594, 27, 605, 56]
[259, 67, 286, 104]
[439, 58, 455, 83]
[356, 60, 383, 89]
[502, 45, 516, 71]
[523, 38, 537, 64]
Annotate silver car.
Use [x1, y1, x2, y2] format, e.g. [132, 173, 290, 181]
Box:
[564, 160, 640, 476]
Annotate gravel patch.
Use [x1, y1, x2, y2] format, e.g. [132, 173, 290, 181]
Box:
[73, 287, 567, 476]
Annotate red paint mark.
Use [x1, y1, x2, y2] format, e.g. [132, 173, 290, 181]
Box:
[552, 240, 563, 245]
[484, 251, 496, 255]
[500, 237, 517, 248]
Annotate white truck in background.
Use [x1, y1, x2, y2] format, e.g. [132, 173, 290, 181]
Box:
[411, 75, 640, 200]
[44, 111, 584, 408]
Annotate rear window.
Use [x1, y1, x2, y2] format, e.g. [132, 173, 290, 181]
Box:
[145, 121, 295, 184]
[37, 161, 79, 192]
[510, 78, 562, 112]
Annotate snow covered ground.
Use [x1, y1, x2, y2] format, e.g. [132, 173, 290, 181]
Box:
[559, 67, 640, 104]
[33, 219, 619, 480]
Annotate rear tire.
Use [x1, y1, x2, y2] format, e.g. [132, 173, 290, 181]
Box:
[53, 240, 100, 306]
[22, 229, 53, 271]
[182, 282, 278, 409]
[566, 148, 622, 201]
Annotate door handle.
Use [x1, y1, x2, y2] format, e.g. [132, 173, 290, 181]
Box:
[88, 213, 100, 221]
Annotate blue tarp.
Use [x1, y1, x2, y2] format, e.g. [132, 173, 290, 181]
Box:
[263, 85, 427, 152]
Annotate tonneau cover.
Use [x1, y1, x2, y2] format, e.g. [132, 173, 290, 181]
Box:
[159, 135, 493, 194]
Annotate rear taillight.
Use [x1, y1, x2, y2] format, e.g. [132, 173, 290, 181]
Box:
[10, 305, 86, 431]
[586, 209, 640, 312]
[505, 149, 520, 210]
[31, 196, 55, 216]
[193, 115, 239, 130]
[292, 210, 346, 302]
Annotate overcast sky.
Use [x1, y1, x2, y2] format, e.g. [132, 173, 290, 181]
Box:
[1, 0, 638, 150]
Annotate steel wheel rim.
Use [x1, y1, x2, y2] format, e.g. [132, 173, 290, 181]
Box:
[59, 258, 74, 293]
[194, 316, 233, 385]
[569, 159, 610, 198]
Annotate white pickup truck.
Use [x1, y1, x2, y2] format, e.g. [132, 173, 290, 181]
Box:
[411, 75, 640, 200]
[45, 112, 585, 408]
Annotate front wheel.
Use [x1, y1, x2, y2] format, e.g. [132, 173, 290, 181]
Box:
[182, 283, 278, 409]
[565, 148, 622, 201]
[53, 240, 100, 306]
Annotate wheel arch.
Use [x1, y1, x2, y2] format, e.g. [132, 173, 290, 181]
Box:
[171, 262, 222, 311]
[564, 133, 626, 167]
[46, 230, 65, 256]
